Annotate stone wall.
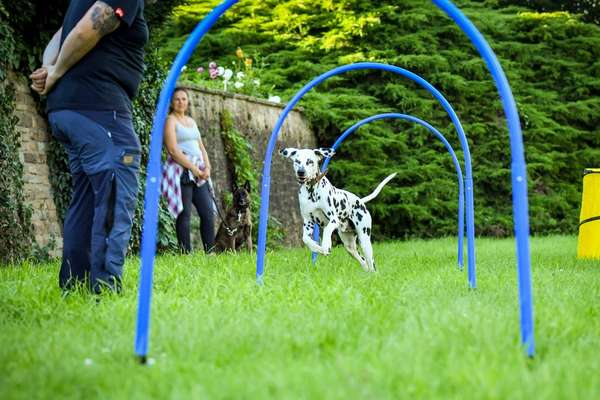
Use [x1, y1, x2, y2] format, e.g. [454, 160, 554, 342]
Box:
[184, 85, 318, 247]
[12, 77, 317, 253]
[12, 72, 62, 257]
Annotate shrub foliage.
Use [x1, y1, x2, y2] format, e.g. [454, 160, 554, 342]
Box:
[158, 0, 600, 239]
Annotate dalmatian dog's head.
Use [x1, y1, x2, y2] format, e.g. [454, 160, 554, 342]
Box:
[279, 147, 335, 184]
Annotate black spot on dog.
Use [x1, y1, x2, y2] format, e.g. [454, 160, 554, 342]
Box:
[355, 211, 363, 222]
[290, 150, 297, 156]
[327, 197, 331, 207]
[366, 227, 371, 236]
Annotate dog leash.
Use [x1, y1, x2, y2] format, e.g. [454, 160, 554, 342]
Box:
[207, 184, 238, 236]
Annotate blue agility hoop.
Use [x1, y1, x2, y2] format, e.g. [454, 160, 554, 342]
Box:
[255, 63, 477, 289]
[134, 0, 534, 359]
[311, 113, 465, 270]
[134, 0, 240, 363]
[433, 0, 534, 356]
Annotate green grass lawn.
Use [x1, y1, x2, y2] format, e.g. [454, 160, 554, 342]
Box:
[1, 236, 599, 399]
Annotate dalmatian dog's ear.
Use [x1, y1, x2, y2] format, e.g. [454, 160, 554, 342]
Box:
[279, 148, 298, 160]
[314, 147, 335, 160]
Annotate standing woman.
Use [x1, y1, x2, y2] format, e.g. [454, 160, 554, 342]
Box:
[163, 87, 215, 253]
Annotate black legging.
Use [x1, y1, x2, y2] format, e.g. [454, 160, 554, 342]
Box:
[176, 182, 215, 253]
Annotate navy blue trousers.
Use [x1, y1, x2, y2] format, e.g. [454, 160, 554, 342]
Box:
[49, 110, 141, 293]
[176, 182, 215, 253]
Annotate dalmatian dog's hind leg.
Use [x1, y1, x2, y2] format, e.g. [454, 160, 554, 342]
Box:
[356, 221, 376, 272]
[338, 230, 369, 271]
[302, 220, 326, 254]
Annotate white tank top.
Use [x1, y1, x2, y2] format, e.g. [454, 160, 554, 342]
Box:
[175, 119, 202, 160]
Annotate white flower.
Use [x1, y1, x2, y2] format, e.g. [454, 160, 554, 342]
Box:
[268, 95, 281, 103]
[223, 69, 234, 81]
[236, 71, 245, 80]
[180, 65, 188, 72]
[253, 79, 261, 86]
[234, 81, 244, 89]
[217, 66, 225, 76]
[84, 358, 93, 366]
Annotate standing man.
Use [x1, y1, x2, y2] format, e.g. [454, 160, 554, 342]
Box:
[30, 1, 148, 294]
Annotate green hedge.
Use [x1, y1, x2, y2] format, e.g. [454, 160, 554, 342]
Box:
[158, 0, 600, 240]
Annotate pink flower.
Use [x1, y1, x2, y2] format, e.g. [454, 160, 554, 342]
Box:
[209, 61, 217, 69]
[209, 69, 218, 79]
[197, 67, 204, 73]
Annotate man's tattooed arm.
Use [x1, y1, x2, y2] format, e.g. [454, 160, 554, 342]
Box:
[39, 1, 123, 94]
[91, 2, 121, 36]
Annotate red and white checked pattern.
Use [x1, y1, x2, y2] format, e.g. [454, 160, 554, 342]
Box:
[161, 154, 206, 218]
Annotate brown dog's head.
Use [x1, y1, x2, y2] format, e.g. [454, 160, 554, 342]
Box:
[232, 180, 251, 210]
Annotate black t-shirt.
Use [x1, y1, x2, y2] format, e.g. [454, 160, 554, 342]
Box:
[47, 0, 148, 114]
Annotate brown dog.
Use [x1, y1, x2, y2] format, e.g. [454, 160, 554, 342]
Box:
[214, 181, 253, 252]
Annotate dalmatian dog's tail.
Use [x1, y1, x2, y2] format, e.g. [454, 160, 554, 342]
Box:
[361, 173, 397, 203]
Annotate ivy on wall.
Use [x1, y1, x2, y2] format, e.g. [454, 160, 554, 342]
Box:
[0, 8, 33, 264]
[0, 1, 189, 261]
[219, 109, 286, 247]
[219, 109, 258, 190]
[129, 51, 179, 253]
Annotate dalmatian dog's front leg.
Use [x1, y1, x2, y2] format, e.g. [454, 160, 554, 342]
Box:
[320, 217, 340, 256]
[302, 220, 326, 254]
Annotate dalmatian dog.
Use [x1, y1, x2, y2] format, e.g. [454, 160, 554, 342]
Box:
[280, 147, 396, 272]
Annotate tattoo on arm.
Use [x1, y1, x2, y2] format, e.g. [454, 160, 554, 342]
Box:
[91, 1, 120, 36]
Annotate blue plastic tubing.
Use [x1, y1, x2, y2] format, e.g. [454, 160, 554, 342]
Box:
[134, 0, 240, 360]
[256, 63, 476, 289]
[311, 113, 465, 269]
[433, 0, 534, 356]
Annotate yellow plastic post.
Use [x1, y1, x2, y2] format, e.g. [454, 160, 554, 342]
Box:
[577, 169, 600, 259]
